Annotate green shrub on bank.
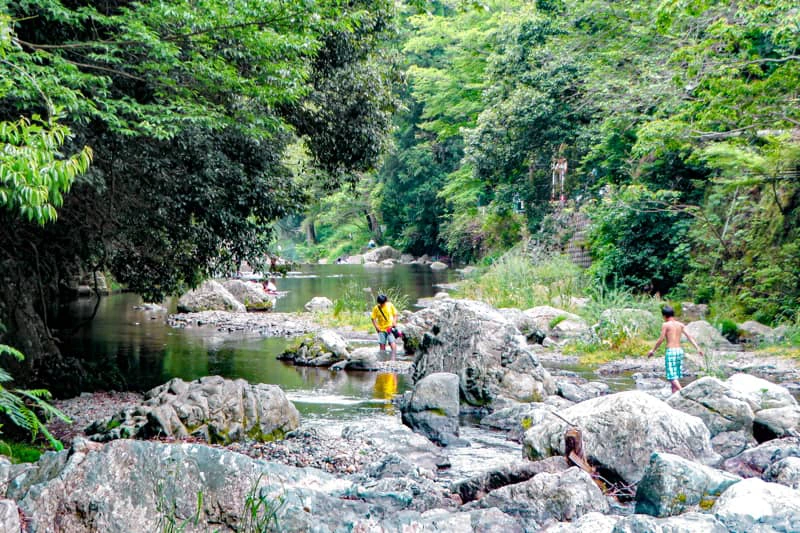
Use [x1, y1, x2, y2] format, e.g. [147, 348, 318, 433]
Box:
[457, 249, 584, 309]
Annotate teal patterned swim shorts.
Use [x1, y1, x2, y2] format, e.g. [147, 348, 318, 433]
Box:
[665, 347, 684, 381]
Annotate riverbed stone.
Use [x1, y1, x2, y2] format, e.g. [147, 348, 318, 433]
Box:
[466, 467, 609, 528]
[611, 512, 728, 533]
[557, 380, 609, 403]
[403, 298, 555, 406]
[177, 280, 246, 313]
[480, 402, 560, 442]
[363, 245, 401, 263]
[523, 391, 719, 484]
[315, 329, 349, 358]
[451, 457, 569, 503]
[666, 377, 755, 437]
[222, 279, 273, 311]
[634, 452, 741, 517]
[400, 372, 462, 446]
[725, 373, 798, 411]
[542, 511, 620, 532]
[430, 261, 448, 270]
[681, 302, 709, 321]
[304, 296, 333, 312]
[764, 457, 800, 489]
[711, 430, 757, 460]
[0, 499, 20, 533]
[712, 477, 800, 532]
[86, 376, 300, 445]
[721, 437, 800, 478]
[753, 405, 800, 442]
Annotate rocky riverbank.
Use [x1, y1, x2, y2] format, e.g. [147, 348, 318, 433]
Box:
[4, 296, 800, 532]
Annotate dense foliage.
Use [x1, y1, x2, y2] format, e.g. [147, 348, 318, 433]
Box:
[0, 0, 399, 391]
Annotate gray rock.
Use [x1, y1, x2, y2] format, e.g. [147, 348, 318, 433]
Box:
[403, 299, 555, 406]
[666, 377, 755, 437]
[480, 402, 560, 442]
[342, 347, 380, 371]
[0, 499, 20, 533]
[685, 320, 734, 350]
[754, 405, 800, 441]
[86, 376, 300, 444]
[467, 467, 609, 527]
[430, 261, 448, 270]
[558, 380, 609, 403]
[304, 296, 334, 312]
[407, 508, 524, 532]
[634, 452, 741, 517]
[401, 372, 461, 446]
[612, 512, 728, 533]
[722, 437, 800, 478]
[523, 306, 583, 332]
[726, 373, 798, 411]
[543, 511, 620, 533]
[711, 431, 757, 460]
[222, 279, 273, 311]
[177, 280, 246, 313]
[523, 391, 719, 484]
[451, 457, 570, 503]
[738, 321, 776, 344]
[713, 477, 800, 533]
[764, 457, 800, 489]
[363, 245, 401, 263]
[681, 302, 709, 321]
[315, 329, 349, 358]
[346, 254, 364, 264]
[342, 421, 450, 474]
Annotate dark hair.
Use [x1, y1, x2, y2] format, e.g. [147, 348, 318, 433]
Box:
[376, 294, 387, 304]
[661, 305, 675, 318]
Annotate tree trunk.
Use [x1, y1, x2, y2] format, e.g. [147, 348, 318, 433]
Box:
[304, 219, 317, 244]
[365, 211, 382, 240]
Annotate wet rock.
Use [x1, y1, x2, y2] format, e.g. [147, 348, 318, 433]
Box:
[466, 467, 609, 527]
[666, 377, 755, 437]
[222, 279, 273, 311]
[612, 512, 727, 533]
[451, 457, 569, 503]
[315, 329, 349, 358]
[753, 405, 800, 442]
[542, 511, 620, 532]
[523, 391, 719, 485]
[336, 346, 380, 371]
[713, 477, 800, 532]
[711, 430, 757, 460]
[634, 452, 741, 517]
[764, 457, 800, 489]
[177, 280, 246, 313]
[726, 373, 798, 411]
[363, 245, 401, 263]
[400, 372, 462, 446]
[86, 376, 300, 445]
[304, 296, 333, 312]
[721, 437, 800, 478]
[403, 298, 555, 406]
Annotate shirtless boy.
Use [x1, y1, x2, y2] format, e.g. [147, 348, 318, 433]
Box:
[647, 305, 704, 393]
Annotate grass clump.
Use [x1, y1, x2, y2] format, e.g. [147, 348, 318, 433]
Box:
[0, 440, 43, 463]
[457, 248, 584, 309]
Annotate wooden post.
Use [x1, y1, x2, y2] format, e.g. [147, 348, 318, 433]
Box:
[564, 427, 593, 474]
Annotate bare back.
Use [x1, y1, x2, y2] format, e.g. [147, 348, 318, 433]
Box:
[662, 319, 686, 348]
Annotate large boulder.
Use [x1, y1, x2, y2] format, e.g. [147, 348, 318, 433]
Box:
[523, 391, 719, 484]
[6, 438, 464, 532]
[711, 430, 757, 460]
[177, 280, 246, 313]
[764, 457, 800, 490]
[725, 373, 798, 412]
[612, 513, 728, 533]
[542, 512, 620, 533]
[0, 500, 20, 533]
[634, 452, 741, 517]
[684, 321, 735, 350]
[363, 245, 401, 263]
[400, 372, 461, 446]
[315, 329, 349, 359]
[681, 302, 709, 321]
[753, 405, 800, 442]
[304, 296, 334, 312]
[712, 478, 800, 533]
[403, 299, 555, 406]
[666, 377, 755, 437]
[721, 437, 800, 478]
[332, 347, 380, 371]
[524, 306, 590, 340]
[451, 457, 570, 504]
[86, 376, 300, 444]
[466, 467, 609, 528]
[738, 320, 777, 344]
[221, 279, 274, 311]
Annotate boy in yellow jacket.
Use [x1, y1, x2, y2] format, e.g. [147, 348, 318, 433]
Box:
[371, 294, 398, 360]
